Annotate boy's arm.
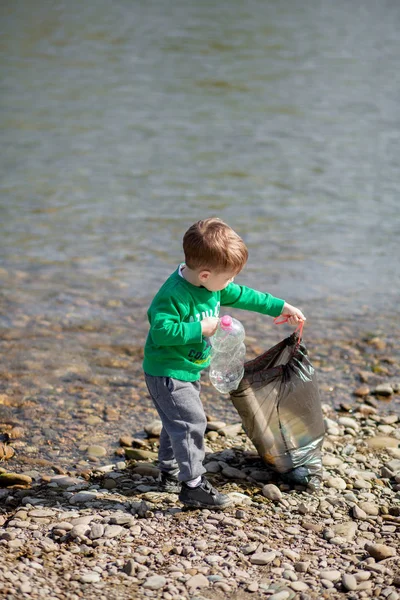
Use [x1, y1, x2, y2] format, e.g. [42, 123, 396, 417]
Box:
[220, 282, 285, 317]
[149, 297, 202, 346]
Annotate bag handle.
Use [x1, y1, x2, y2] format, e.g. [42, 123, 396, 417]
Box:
[273, 316, 304, 344]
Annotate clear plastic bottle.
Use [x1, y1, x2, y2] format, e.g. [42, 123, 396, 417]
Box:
[209, 315, 246, 394]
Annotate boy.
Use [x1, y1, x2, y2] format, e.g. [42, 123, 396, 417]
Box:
[143, 218, 305, 509]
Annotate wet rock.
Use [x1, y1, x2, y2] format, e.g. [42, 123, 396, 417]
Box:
[354, 385, 370, 397]
[124, 448, 158, 460]
[0, 443, 15, 460]
[0, 473, 32, 487]
[86, 445, 107, 458]
[373, 384, 393, 396]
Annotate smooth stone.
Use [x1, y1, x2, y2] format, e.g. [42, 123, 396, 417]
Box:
[144, 420, 162, 437]
[132, 464, 159, 477]
[205, 461, 221, 473]
[358, 502, 379, 516]
[353, 479, 372, 490]
[122, 559, 137, 576]
[250, 551, 276, 565]
[387, 448, 400, 459]
[79, 572, 100, 583]
[84, 416, 103, 425]
[28, 509, 56, 518]
[247, 581, 259, 592]
[49, 476, 83, 488]
[262, 484, 283, 501]
[221, 466, 247, 479]
[294, 562, 310, 573]
[228, 492, 252, 506]
[322, 455, 343, 467]
[186, 573, 209, 591]
[373, 384, 393, 396]
[366, 437, 399, 449]
[206, 420, 226, 431]
[319, 570, 341, 582]
[0, 473, 32, 487]
[269, 592, 290, 600]
[218, 423, 243, 437]
[352, 506, 367, 520]
[365, 543, 397, 560]
[69, 492, 98, 504]
[70, 524, 90, 539]
[385, 459, 400, 475]
[338, 417, 359, 431]
[342, 573, 358, 591]
[142, 575, 167, 590]
[325, 476, 347, 490]
[290, 581, 309, 592]
[353, 385, 370, 397]
[103, 525, 123, 538]
[332, 521, 357, 541]
[248, 469, 272, 483]
[89, 523, 104, 539]
[124, 448, 158, 460]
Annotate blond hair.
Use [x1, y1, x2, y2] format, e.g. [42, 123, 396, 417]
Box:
[183, 218, 248, 273]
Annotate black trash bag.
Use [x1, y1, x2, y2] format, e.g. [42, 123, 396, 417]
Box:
[230, 329, 325, 491]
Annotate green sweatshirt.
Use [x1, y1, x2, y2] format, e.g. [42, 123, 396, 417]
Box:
[143, 265, 285, 381]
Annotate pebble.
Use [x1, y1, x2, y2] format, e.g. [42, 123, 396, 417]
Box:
[325, 476, 347, 490]
[262, 484, 283, 501]
[79, 572, 101, 584]
[142, 575, 167, 590]
[186, 573, 209, 591]
[365, 543, 397, 560]
[250, 551, 277, 565]
[342, 573, 358, 591]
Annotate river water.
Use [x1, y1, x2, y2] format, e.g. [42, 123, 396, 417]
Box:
[0, 0, 399, 468]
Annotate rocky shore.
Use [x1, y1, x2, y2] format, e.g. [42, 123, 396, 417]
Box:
[1, 400, 399, 600]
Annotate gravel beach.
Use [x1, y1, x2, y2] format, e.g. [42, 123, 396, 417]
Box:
[1, 302, 399, 600]
[1, 397, 399, 600]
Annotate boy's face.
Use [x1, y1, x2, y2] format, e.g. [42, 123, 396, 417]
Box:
[198, 269, 237, 292]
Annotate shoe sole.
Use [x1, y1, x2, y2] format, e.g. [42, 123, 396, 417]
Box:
[179, 497, 233, 510]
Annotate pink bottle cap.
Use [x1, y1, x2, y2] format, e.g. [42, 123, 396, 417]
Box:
[220, 315, 233, 330]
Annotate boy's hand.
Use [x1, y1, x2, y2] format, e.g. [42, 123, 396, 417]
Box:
[201, 316, 219, 337]
[280, 302, 306, 326]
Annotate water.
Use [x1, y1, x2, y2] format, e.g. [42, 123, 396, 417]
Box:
[0, 0, 399, 467]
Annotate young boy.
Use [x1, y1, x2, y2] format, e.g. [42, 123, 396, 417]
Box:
[143, 218, 305, 509]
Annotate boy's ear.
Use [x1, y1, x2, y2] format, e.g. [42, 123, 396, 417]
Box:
[198, 270, 211, 284]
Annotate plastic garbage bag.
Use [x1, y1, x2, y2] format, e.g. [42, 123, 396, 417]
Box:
[230, 324, 324, 491]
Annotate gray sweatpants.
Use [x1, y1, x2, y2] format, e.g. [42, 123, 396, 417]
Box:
[144, 374, 207, 482]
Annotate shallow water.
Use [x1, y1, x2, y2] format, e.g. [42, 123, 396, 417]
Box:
[0, 0, 399, 469]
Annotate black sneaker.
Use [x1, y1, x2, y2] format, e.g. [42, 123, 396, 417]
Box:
[158, 471, 181, 493]
[179, 476, 232, 509]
